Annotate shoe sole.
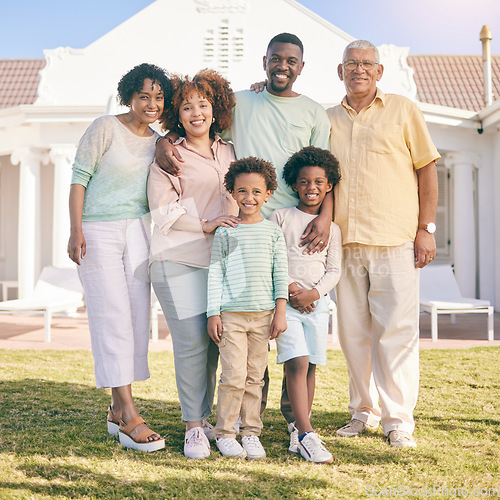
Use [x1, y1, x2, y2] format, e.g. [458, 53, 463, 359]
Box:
[389, 442, 417, 448]
[217, 449, 247, 458]
[299, 448, 334, 464]
[107, 420, 120, 436]
[336, 430, 361, 437]
[246, 453, 266, 460]
[337, 425, 378, 438]
[185, 450, 211, 459]
[308, 456, 334, 464]
[119, 431, 165, 452]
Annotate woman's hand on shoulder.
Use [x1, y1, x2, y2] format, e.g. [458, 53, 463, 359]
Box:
[156, 135, 184, 176]
[202, 215, 241, 233]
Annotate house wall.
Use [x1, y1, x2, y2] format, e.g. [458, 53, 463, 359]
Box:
[492, 128, 500, 310]
[426, 120, 497, 306]
[0, 157, 19, 283]
[35, 0, 353, 110]
[40, 162, 54, 270]
[0, 0, 498, 309]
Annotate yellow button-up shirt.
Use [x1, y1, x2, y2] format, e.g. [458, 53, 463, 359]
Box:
[328, 90, 440, 246]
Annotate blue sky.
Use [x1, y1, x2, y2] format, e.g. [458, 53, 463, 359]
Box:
[2, 0, 499, 58]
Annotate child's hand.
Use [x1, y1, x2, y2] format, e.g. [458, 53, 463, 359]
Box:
[270, 314, 287, 340]
[207, 315, 223, 343]
[289, 288, 320, 314]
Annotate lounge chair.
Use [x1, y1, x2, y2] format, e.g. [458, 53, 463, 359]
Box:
[420, 264, 494, 342]
[0, 266, 84, 342]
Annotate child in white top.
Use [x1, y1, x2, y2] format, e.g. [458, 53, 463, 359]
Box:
[269, 146, 342, 464]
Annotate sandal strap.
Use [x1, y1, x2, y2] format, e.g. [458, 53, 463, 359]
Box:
[107, 406, 122, 424]
[131, 428, 161, 444]
[120, 416, 145, 435]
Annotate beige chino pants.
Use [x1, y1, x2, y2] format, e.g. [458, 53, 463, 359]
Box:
[336, 242, 420, 435]
[215, 310, 274, 438]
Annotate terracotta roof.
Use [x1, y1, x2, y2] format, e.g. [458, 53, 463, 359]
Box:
[407, 54, 500, 112]
[0, 58, 46, 109]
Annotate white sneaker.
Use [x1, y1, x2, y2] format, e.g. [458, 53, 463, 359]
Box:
[287, 422, 299, 454]
[388, 430, 417, 448]
[336, 418, 377, 437]
[184, 427, 211, 459]
[241, 435, 266, 460]
[216, 437, 247, 458]
[202, 420, 215, 441]
[299, 432, 333, 464]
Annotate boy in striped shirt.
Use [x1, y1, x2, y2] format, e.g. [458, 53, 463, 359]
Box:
[207, 157, 288, 460]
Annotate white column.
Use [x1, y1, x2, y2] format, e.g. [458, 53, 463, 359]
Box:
[444, 152, 478, 297]
[11, 148, 43, 299]
[49, 145, 76, 268]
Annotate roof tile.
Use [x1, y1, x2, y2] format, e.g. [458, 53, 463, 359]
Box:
[408, 54, 500, 112]
[0, 58, 46, 109]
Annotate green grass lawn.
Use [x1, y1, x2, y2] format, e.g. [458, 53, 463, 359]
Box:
[0, 347, 498, 499]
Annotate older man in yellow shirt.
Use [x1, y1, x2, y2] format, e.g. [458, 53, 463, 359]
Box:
[328, 40, 440, 448]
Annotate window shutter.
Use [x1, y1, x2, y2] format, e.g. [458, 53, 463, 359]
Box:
[435, 164, 450, 256]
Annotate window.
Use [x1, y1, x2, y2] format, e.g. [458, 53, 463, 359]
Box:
[203, 21, 244, 74]
[435, 163, 450, 258]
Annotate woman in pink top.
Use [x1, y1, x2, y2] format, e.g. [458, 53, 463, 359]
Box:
[148, 69, 239, 459]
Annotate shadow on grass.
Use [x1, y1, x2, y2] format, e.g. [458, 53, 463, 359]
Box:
[0, 378, 182, 457]
[417, 414, 500, 435]
[0, 378, 337, 497]
[1, 461, 330, 499]
[3, 376, 486, 498]
[0, 378, 421, 463]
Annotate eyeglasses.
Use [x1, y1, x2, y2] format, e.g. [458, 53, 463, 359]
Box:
[343, 60, 379, 71]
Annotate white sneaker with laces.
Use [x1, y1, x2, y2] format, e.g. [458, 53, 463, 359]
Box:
[202, 420, 215, 441]
[184, 427, 211, 459]
[336, 418, 377, 437]
[242, 435, 266, 459]
[388, 430, 417, 448]
[216, 437, 247, 458]
[287, 422, 299, 453]
[299, 432, 333, 464]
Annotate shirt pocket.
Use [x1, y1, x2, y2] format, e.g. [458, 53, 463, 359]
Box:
[367, 123, 406, 155]
[281, 123, 311, 154]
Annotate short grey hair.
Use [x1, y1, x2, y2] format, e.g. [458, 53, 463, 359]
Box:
[342, 40, 380, 62]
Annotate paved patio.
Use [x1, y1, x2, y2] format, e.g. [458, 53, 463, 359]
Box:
[0, 308, 498, 351]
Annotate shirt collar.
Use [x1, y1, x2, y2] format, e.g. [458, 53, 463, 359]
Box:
[341, 88, 386, 112]
[174, 134, 227, 147]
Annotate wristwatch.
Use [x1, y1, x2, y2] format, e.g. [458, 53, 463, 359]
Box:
[419, 222, 436, 234]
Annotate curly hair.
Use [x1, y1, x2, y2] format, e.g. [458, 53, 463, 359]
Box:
[159, 69, 235, 136]
[224, 157, 278, 193]
[117, 63, 172, 107]
[282, 146, 341, 187]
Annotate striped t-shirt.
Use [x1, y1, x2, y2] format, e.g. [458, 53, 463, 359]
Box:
[207, 219, 288, 317]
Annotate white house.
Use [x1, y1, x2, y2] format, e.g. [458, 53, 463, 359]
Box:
[0, 0, 499, 309]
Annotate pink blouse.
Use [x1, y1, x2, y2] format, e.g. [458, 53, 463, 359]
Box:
[148, 136, 239, 269]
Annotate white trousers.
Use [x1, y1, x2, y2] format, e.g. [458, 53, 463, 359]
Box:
[78, 219, 151, 389]
[336, 242, 420, 435]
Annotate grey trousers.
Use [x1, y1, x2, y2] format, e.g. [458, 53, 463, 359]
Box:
[151, 260, 219, 422]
